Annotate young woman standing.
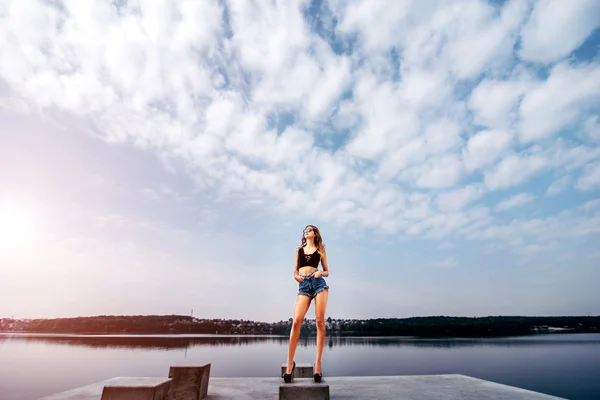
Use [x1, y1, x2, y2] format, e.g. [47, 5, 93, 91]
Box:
[283, 225, 330, 383]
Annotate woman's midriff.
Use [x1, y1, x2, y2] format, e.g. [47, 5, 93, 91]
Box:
[298, 266, 318, 276]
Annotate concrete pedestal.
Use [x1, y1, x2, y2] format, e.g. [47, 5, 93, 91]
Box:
[100, 378, 174, 400]
[168, 364, 211, 400]
[280, 363, 314, 378]
[278, 378, 330, 400]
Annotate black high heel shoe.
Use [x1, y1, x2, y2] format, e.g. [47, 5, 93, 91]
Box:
[282, 361, 295, 383]
[314, 364, 322, 383]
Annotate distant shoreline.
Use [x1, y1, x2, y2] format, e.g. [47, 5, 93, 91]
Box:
[0, 330, 592, 337]
[1, 315, 598, 338]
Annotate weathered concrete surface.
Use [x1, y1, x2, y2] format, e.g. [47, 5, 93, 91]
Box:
[38, 374, 566, 400]
[319, 375, 564, 400]
[280, 363, 314, 379]
[168, 364, 211, 400]
[101, 377, 173, 400]
[278, 378, 329, 400]
[203, 375, 565, 400]
[38, 378, 172, 400]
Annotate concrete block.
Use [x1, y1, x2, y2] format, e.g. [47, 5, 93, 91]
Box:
[100, 377, 174, 400]
[280, 363, 313, 378]
[279, 379, 330, 400]
[168, 364, 211, 400]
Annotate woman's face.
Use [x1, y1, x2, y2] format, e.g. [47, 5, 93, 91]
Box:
[304, 226, 315, 239]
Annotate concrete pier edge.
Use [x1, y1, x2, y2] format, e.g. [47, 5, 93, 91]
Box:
[38, 372, 566, 400]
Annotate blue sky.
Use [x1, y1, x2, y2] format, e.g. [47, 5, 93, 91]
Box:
[0, 0, 599, 322]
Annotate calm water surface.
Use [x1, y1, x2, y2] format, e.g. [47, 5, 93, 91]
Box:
[1, 333, 599, 400]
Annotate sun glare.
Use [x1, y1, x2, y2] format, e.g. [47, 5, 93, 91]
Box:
[0, 202, 40, 255]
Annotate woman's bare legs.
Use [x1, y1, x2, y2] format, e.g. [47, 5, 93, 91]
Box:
[314, 288, 329, 374]
[286, 294, 312, 374]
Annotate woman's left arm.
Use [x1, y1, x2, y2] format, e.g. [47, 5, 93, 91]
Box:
[320, 250, 329, 277]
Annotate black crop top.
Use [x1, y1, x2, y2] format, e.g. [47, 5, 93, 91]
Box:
[298, 247, 320, 269]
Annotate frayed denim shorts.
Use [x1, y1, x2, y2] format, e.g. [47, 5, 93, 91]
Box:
[298, 271, 329, 298]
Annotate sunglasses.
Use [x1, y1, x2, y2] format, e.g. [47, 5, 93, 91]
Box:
[304, 227, 314, 233]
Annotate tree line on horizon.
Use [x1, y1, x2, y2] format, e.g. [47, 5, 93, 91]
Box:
[1, 315, 598, 337]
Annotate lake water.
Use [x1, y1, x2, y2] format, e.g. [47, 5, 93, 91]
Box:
[1, 333, 599, 400]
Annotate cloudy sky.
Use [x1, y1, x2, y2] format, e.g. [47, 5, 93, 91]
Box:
[1, 0, 599, 322]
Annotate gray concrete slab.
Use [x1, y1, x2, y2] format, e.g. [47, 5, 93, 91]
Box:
[100, 377, 173, 400]
[38, 374, 566, 400]
[320, 375, 564, 400]
[38, 378, 171, 400]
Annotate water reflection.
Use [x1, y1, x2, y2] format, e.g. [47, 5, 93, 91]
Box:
[0, 334, 287, 350]
[1, 332, 599, 350]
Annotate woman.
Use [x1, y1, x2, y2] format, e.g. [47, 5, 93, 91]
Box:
[283, 225, 330, 383]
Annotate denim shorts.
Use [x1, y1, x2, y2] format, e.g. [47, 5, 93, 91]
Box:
[298, 272, 329, 298]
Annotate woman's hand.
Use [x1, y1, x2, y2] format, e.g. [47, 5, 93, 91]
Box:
[313, 271, 323, 278]
[294, 275, 304, 283]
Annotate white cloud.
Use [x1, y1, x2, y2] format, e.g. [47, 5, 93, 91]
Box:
[583, 115, 600, 143]
[436, 185, 485, 212]
[423, 118, 464, 155]
[469, 78, 533, 129]
[482, 211, 600, 245]
[462, 129, 513, 171]
[443, 0, 529, 79]
[338, 0, 527, 80]
[547, 140, 600, 172]
[376, 117, 463, 181]
[408, 206, 492, 239]
[345, 75, 421, 160]
[546, 176, 571, 196]
[581, 199, 600, 212]
[398, 66, 453, 110]
[434, 256, 458, 268]
[413, 155, 464, 189]
[577, 162, 600, 190]
[0, 0, 598, 249]
[519, 0, 600, 63]
[466, 201, 600, 259]
[438, 241, 454, 249]
[334, 1, 434, 56]
[229, 0, 353, 125]
[496, 193, 535, 212]
[484, 152, 548, 190]
[518, 62, 600, 143]
[3, 0, 600, 322]
[141, 188, 160, 201]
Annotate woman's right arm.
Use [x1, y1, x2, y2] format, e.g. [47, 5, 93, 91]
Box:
[293, 247, 302, 282]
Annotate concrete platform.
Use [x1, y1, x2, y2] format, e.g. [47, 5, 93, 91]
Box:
[280, 362, 314, 378]
[278, 378, 329, 400]
[207, 375, 564, 399]
[39, 375, 565, 400]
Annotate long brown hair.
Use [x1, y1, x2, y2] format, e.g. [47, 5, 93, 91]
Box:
[300, 225, 326, 253]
